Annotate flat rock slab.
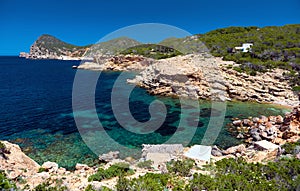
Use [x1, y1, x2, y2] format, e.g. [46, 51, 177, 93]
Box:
[146, 153, 172, 167]
[142, 144, 184, 158]
[254, 140, 279, 151]
[184, 145, 212, 162]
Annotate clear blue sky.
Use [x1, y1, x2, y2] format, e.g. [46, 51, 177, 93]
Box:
[0, 0, 299, 55]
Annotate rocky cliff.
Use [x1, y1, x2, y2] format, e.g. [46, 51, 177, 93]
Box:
[129, 54, 299, 106]
[28, 34, 90, 59]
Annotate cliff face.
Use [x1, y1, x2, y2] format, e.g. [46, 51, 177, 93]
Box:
[28, 34, 90, 59]
[129, 54, 299, 106]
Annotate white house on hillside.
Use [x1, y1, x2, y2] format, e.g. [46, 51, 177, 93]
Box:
[235, 43, 253, 53]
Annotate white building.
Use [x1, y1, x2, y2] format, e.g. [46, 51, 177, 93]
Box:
[235, 43, 253, 53]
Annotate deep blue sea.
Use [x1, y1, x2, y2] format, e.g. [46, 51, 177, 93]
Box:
[0, 56, 291, 169]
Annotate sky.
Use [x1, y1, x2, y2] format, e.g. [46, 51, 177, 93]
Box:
[0, 0, 299, 55]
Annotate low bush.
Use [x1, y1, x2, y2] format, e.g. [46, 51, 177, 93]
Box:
[33, 181, 67, 191]
[282, 141, 300, 155]
[0, 170, 17, 190]
[116, 173, 170, 191]
[136, 160, 153, 169]
[0, 142, 10, 159]
[38, 167, 47, 173]
[88, 162, 134, 182]
[166, 159, 195, 177]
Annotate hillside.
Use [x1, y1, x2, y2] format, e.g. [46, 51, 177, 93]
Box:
[29, 34, 91, 59]
[26, 25, 300, 88]
[159, 35, 209, 54]
[159, 24, 300, 88]
[85, 37, 141, 56]
[120, 44, 183, 59]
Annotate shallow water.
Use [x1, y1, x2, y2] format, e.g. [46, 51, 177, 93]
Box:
[0, 57, 290, 169]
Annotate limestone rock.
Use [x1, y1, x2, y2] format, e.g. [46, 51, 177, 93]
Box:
[75, 163, 90, 171]
[42, 161, 59, 173]
[142, 144, 183, 158]
[0, 141, 40, 179]
[254, 140, 279, 151]
[99, 151, 120, 162]
[223, 144, 246, 155]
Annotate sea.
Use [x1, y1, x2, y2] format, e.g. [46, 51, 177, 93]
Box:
[0, 56, 291, 169]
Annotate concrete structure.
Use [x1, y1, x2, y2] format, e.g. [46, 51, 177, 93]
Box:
[235, 43, 253, 52]
[184, 145, 212, 162]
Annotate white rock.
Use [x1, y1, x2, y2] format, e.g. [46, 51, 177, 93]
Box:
[254, 140, 279, 151]
[75, 163, 89, 171]
[42, 161, 59, 172]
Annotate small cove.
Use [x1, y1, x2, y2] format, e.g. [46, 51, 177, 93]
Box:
[0, 57, 291, 169]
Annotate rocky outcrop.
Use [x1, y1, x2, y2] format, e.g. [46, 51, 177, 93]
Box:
[1, 134, 299, 190]
[229, 105, 300, 145]
[19, 52, 29, 58]
[128, 54, 298, 106]
[211, 142, 280, 163]
[0, 141, 40, 180]
[27, 34, 90, 60]
[78, 55, 154, 71]
[129, 53, 227, 100]
[220, 62, 298, 106]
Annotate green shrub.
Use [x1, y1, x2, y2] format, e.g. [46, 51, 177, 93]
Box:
[136, 160, 153, 169]
[282, 141, 300, 154]
[0, 142, 10, 159]
[116, 175, 131, 191]
[292, 86, 300, 91]
[166, 159, 194, 177]
[0, 170, 17, 190]
[233, 66, 243, 73]
[33, 181, 67, 191]
[38, 167, 47, 173]
[85, 184, 112, 191]
[88, 162, 134, 182]
[118, 173, 170, 191]
[85, 184, 96, 191]
[186, 173, 217, 190]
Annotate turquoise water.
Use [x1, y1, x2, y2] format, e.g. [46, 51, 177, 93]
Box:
[0, 57, 290, 169]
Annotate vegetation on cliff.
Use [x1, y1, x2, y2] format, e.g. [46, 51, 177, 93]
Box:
[31, 34, 91, 57]
[161, 24, 300, 88]
[86, 37, 141, 56]
[120, 44, 183, 59]
[114, 157, 300, 191]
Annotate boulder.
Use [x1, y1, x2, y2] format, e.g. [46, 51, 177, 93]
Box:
[236, 133, 244, 139]
[75, 163, 89, 171]
[223, 144, 246, 155]
[41, 161, 59, 173]
[252, 132, 262, 141]
[275, 115, 284, 124]
[211, 146, 223, 157]
[142, 144, 183, 158]
[254, 140, 279, 151]
[232, 120, 242, 126]
[99, 151, 119, 162]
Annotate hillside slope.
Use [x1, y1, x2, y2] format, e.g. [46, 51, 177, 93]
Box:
[29, 34, 91, 59]
[85, 37, 141, 56]
[159, 24, 300, 88]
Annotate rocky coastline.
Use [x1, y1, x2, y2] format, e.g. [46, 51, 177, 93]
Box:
[1, 104, 299, 190]
[78, 53, 298, 107]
